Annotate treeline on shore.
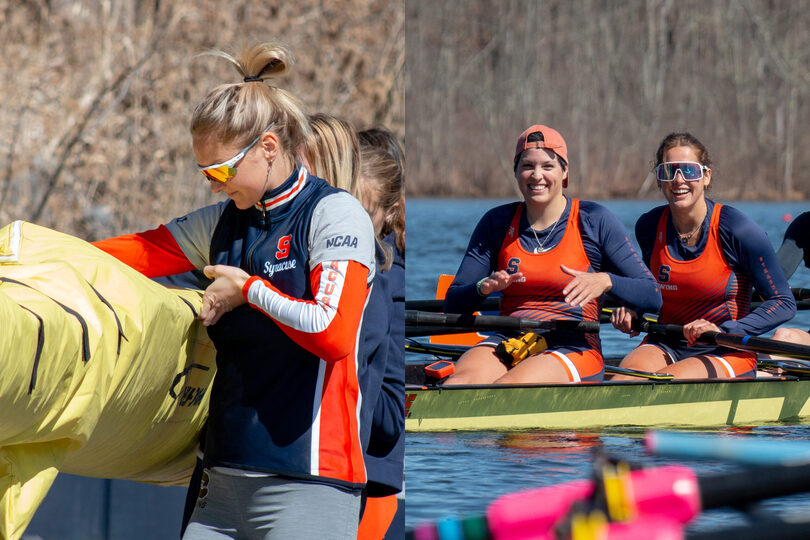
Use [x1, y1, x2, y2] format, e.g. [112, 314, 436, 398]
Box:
[407, 0, 810, 200]
[0, 0, 403, 239]
[2, 1, 806, 242]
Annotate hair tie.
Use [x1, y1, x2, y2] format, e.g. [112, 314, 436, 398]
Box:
[243, 75, 262, 83]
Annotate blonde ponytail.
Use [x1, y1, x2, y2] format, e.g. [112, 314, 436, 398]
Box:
[191, 41, 310, 158]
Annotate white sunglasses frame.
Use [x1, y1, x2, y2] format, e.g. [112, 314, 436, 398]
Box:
[197, 123, 275, 182]
[655, 161, 709, 182]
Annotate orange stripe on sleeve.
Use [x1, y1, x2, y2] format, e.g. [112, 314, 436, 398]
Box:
[244, 260, 370, 361]
[92, 225, 196, 278]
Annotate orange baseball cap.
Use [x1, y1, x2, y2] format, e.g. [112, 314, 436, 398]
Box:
[514, 125, 568, 164]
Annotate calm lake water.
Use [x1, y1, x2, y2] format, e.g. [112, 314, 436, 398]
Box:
[405, 198, 810, 533]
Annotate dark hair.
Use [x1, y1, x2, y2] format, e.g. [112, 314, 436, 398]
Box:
[513, 131, 567, 172]
[654, 132, 712, 168]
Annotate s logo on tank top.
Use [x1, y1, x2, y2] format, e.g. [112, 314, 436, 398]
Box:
[496, 199, 602, 325]
[650, 205, 751, 325]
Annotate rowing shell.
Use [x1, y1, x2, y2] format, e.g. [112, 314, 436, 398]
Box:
[0, 221, 216, 540]
[405, 377, 810, 432]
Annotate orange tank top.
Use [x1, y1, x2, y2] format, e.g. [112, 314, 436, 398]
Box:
[497, 198, 602, 324]
[650, 204, 751, 325]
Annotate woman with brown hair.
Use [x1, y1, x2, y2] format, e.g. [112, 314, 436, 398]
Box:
[611, 132, 796, 379]
[444, 124, 661, 384]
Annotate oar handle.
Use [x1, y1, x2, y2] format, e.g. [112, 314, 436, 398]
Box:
[632, 319, 690, 340]
[405, 297, 501, 312]
[634, 320, 728, 347]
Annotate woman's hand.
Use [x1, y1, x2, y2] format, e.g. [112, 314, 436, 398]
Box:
[200, 265, 251, 326]
[561, 265, 612, 307]
[478, 270, 524, 296]
[611, 306, 639, 336]
[682, 318, 721, 346]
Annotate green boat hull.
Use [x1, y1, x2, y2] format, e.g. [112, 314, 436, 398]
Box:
[405, 378, 810, 431]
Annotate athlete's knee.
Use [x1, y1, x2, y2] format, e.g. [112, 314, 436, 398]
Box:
[772, 327, 793, 340]
[444, 371, 493, 385]
[619, 354, 661, 372]
[443, 373, 469, 385]
[773, 327, 810, 344]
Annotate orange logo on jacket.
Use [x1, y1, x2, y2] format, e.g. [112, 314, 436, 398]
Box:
[276, 235, 291, 259]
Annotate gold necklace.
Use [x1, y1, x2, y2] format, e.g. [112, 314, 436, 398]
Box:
[676, 218, 704, 244]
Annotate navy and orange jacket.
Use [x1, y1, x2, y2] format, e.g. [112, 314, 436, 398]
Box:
[94, 167, 376, 489]
[359, 235, 405, 496]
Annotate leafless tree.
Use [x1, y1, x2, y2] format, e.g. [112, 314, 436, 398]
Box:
[406, 0, 810, 200]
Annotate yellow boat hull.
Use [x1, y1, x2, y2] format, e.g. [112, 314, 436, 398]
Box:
[0, 221, 216, 540]
[405, 378, 810, 432]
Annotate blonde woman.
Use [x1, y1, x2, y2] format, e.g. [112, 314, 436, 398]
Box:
[94, 42, 375, 539]
[301, 117, 406, 540]
[302, 112, 361, 196]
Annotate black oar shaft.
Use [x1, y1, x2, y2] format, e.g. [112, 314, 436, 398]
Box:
[753, 287, 810, 301]
[712, 333, 810, 361]
[406, 326, 480, 337]
[405, 297, 499, 312]
[406, 288, 810, 312]
[634, 320, 687, 339]
[634, 320, 810, 362]
[687, 520, 810, 540]
[698, 462, 810, 511]
[406, 310, 600, 333]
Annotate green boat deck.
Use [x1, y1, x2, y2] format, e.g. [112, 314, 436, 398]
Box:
[405, 378, 810, 431]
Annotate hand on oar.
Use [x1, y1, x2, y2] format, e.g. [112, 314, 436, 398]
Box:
[405, 287, 810, 312]
[610, 306, 640, 337]
[634, 319, 810, 361]
[561, 264, 612, 307]
[682, 318, 722, 346]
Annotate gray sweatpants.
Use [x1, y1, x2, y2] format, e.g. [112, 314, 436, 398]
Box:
[182, 468, 361, 540]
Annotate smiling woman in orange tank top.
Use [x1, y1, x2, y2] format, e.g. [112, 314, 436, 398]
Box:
[443, 125, 662, 385]
[611, 133, 796, 380]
